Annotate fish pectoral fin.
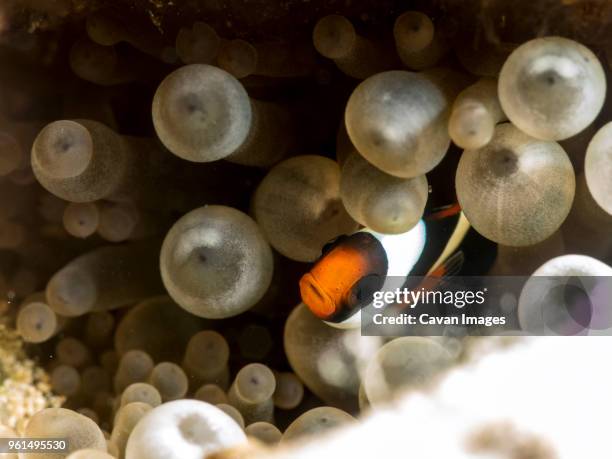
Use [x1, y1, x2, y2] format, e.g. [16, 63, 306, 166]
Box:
[428, 250, 465, 279]
[428, 212, 470, 274]
[416, 250, 465, 295]
[347, 273, 384, 307]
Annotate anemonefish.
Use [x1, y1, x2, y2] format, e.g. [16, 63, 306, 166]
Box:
[299, 204, 472, 329]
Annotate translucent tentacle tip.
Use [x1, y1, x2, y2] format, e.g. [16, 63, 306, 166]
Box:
[499, 36, 606, 140]
[46, 266, 97, 317]
[160, 205, 273, 319]
[585, 122, 612, 215]
[313, 15, 356, 59]
[233, 363, 276, 404]
[32, 120, 94, 179]
[124, 400, 247, 459]
[393, 11, 435, 54]
[152, 64, 252, 163]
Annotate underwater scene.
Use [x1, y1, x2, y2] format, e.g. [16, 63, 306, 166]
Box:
[0, 0, 610, 458]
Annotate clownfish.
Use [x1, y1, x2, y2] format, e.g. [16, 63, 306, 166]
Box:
[299, 204, 471, 329]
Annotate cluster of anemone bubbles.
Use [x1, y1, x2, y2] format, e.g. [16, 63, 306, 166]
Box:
[0, 5, 609, 459]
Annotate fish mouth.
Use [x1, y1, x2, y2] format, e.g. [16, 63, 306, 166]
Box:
[299, 272, 336, 319]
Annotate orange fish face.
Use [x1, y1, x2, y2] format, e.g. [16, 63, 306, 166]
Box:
[299, 232, 388, 322]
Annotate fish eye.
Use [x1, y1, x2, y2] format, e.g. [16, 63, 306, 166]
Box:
[347, 274, 384, 308]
